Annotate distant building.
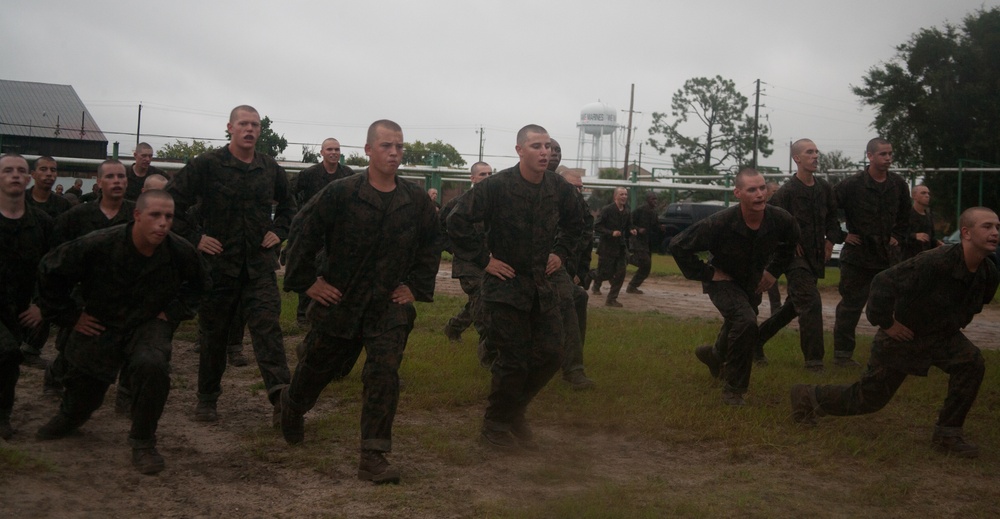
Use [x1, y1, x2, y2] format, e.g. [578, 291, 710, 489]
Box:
[0, 79, 108, 159]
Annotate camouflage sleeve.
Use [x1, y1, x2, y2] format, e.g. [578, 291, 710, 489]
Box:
[823, 182, 843, 244]
[37, 239, 93, 328]
[166, 158, 206, 246]
[765, 210, 801, 278]
[270, 164, 296, 242]
[406, 195, 442, 303]
[866, 256, 927, 329]
[834, 177, 855, 234]
[669, 219, 716, 282]
[283, 186, 333, 293]
[448, 182, 492, 270]
[161, 237, 211, 323]
[553, 182, 585, 266]
[593, 205, 614, 239]
[0, 321, 20, 355]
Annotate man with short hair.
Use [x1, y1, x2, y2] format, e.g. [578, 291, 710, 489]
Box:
[832, 138, 911, 367]
[142, 174, 169, 193]
[590, 187, 636, 307]
[167, 105, 294, 424]
[792, 207, 999, 458]
[440, 161, 491, 352]
[291, 138, 355, 327]
[66, 178, 83, 198]
[125, 143, 169, 202]
[561, 169, 594, 290]
[26, 156, 72, 219]
[281, 120, 439, 484]
[448, 124, 585, 449]
[0, 154, 53, 439]
[756, 139, 842, 371]
[21, 156, 71, 369]
[35, 190, 208, 474]
[670, 168, 799, 405]
[626, 192, 660, 294]
[79, 183, 101, 204]
[901, 184, 941, 261]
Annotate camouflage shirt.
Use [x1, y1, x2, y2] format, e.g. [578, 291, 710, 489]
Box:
[594, 203, 633, 258]
[770, 174, 842, 277]
[167, 146, 296, 279]
[284, 171, 439, 338]
[900, 207, 937, 261]
[54, 199, 135, 245]
[292, 162, 355, 207]
[867, 244, 999, 338]
[834, 167, 911, 269]
[124, 164, 170, 202]
[630, 204, 659, 254]
[0, 207, 53, 349]
[38, 223, 208, 331]
[439, 190, 486, 278]
[447, 165, 585, 313]
[670, 205, 800, 295]
[25, 190, 72, 219]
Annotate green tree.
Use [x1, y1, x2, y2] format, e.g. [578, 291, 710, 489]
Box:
[157, 139, 216, 161]
[852, 7, 1000, 218]
[301, 145, 319, 163]
[343, 152, 369, 167]
[819, 150, 856, 183]
[647, 75, 772, 183]
[402, 140, 466, 168]
[225, 115, 288, 158]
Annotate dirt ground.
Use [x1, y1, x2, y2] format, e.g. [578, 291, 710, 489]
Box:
[2, 268, 998, 518]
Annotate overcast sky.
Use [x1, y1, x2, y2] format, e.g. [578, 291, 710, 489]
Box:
[3, 0, 995, 175]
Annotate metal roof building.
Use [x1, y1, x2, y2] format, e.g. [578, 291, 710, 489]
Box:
[0, 79, 108, 159]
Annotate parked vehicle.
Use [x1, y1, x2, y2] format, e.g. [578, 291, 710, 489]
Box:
[658, 201, 727, 252]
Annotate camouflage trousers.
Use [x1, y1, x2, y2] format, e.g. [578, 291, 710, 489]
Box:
[482, 299, 563, 431]
[627, 250, 651, 290]
[553, 270, 588, 375]
[198, 271, 289, 406]
[1, 321, 24, 412]
[705, 281, 760, 394]
[834, 263, 882, 359]
[58, 318, 176, 445]
[284, 312, 414, 453]
[814, 331, 984, 432]
[445, 275, 488, 341]
[591, 250, 627, 301]
[757, 266, 825, 366]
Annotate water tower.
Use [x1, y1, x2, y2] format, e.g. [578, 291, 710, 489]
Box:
[576, 101, 618, 177]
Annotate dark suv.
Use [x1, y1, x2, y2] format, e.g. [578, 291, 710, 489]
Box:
[658, 201, 727, 252]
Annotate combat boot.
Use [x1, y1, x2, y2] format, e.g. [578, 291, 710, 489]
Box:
[227, 351, 248, 367]
[279, 388, 304, 445]
[480, 427, 518, 451]
[605, 299, 623, 308]
[132, 447, 166, 475]
[932, 435, 979, 458]
[36, 413, 81, 440]
[563, 369, 596, 390]
[358, 450, 400, 484]
[443, 324, 462, 343]
[194, 400, 218, 422]
[722, 391, 746, 406]
[625, 286, 643, 294]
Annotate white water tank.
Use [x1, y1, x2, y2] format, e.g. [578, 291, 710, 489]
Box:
[578, 102, 617, 136]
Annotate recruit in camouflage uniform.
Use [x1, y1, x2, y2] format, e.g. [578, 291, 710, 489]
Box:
[626, 192, 660, 294]
[124, 143, 170, 202]
[671, 169, 799, 406]
[756, 139, 842, 370]
[792, 208, 1000, 458]
[290, 138, 355, 325]
[0, 153, 54, 439]
[832, 138, 911, 366]
[440, 161, 491, 362]
[35, 190, 209, 474]
[166, 105, 294, 423]
[590, 187, 635, 306]
[281, 120, 439, 484]
[448, 124, 585, 450]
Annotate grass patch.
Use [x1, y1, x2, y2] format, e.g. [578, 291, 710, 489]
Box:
[0, 444, 56, 474]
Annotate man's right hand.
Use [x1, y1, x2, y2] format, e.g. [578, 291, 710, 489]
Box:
[844, 233, 862, 245]
[712, 268, 733, 282]
[485, 257, 516, 280]
[74, 311, 106, 337]
[198, 235, 224, 255]
[915, 232, 931, 243]
[883, 319, 914, 342]
[306, 277, 343, 306]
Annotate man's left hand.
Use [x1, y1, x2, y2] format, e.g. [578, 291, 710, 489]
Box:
[883, 319, 914, 342]
[755, 271, 776, 294]
[545, 254, 562, 275]
[261, 231, 281, 249]
[391, 285, 415, 304]
[18, 304, 42, 329]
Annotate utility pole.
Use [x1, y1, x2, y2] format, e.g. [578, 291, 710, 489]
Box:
[622, 83, 636, 180]
[476, 127, 485, 162]
[752, 79, 761, 169]
[136, 102, 142, 147]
